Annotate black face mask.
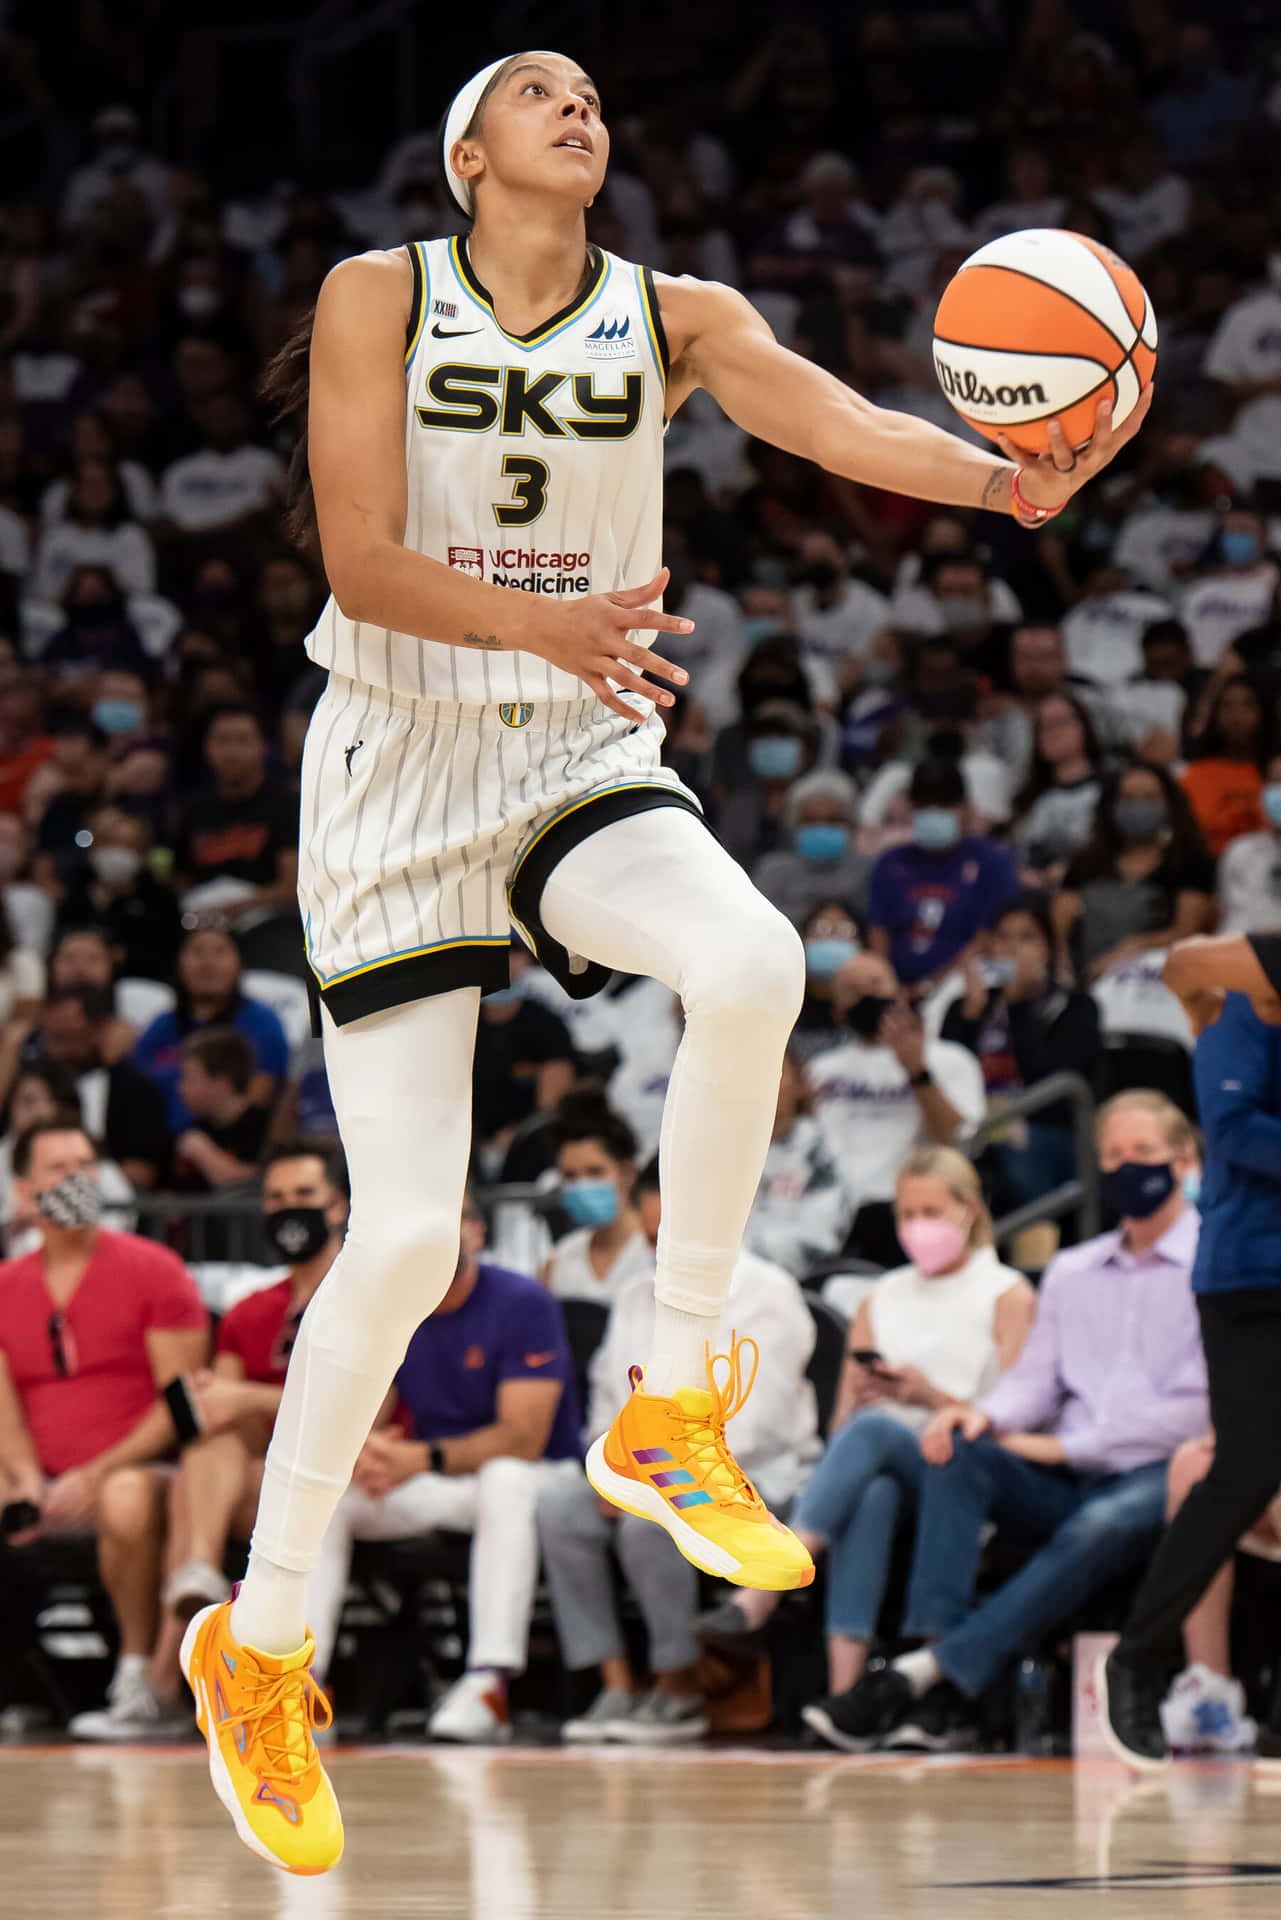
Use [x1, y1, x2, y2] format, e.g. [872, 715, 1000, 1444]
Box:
[799, 561, 841, 591]
[1098, 1159, 1176, 1222]
[263, 1205, 331, 1264]
[846, 993, 893, 1039]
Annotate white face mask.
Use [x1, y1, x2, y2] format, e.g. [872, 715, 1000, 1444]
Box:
[90, 845, 140, 887]
[178, 286, 221, 319]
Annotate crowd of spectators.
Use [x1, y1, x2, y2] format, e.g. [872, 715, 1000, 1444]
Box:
[4, 0, 1281, 1753]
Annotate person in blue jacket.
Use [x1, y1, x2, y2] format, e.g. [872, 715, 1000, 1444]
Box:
[1100, 930, 1281, 1769]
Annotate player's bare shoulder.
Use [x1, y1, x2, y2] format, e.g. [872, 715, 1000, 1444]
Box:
[315, 247, 416, 339]
[650, 271, 774, 412]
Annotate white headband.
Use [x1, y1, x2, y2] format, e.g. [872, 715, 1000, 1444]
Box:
[443, 56, 514, 215]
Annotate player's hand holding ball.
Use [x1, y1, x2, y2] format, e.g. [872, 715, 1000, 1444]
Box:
[933, 227, 1157, 519]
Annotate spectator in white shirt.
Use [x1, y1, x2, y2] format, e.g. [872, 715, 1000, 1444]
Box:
[29, 461, 156, 605]
[159, 393, 286, 536]
[1179, 512, 1280, 667]
[1012, 693, 1106, 886]
[789, 531, 892, 708]
[541, 1090, 653, 1308]
[40, 411, 157, 529]
[1202, 272, 1281, 405]
[1217, 751, 1281, 933]
[700, 1147, 1033, 1694]
[536, 1158, 819, 1745]
[657, 526, 747, 732]
[744, 1049, 852, 1277]
[808, 952, 986, 1266]
[61, 107, 172, 243]
[1093, 129, 1189, 263]
[1061, 565, 1174, 685]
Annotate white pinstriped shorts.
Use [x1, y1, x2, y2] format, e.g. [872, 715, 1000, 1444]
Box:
[298, 672, 704, 1025]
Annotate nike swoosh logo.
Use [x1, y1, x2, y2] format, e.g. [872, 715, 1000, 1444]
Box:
[525, 1352, 556, 1367]
[432, 322, 482, 338]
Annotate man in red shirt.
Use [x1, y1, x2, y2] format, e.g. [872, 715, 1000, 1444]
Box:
[160, 1142, 348, 1628]
[0, 1118, 208, 1737]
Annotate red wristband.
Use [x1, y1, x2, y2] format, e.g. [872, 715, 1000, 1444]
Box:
[1011, 468, 1064, 530]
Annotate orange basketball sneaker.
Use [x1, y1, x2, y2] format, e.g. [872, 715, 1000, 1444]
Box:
[180, 1600, 343, 1876]
[585, 1335, 814, 1591]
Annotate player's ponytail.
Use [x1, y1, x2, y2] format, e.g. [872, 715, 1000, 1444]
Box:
[259, 308, 320, 558]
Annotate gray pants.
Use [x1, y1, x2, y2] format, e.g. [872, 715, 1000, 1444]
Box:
[535, 1469, 700, 1675]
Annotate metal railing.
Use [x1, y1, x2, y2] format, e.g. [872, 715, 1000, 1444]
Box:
[958, 1071, 1100, 1249]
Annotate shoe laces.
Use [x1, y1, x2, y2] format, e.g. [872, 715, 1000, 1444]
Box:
[236, 1662, 332, 1792]
[669, 1333, 764, 1512]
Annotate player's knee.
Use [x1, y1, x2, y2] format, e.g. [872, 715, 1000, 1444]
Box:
[349, 1203, 461, 1291]
[686, 903, 804, 1028]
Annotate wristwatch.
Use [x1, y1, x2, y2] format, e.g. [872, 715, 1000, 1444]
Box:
[429, 1442, 447, 1474]
[909, 1067, 933, 1088]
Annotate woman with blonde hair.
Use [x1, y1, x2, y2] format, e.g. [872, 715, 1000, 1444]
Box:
[700, 1145, 1035, 1698]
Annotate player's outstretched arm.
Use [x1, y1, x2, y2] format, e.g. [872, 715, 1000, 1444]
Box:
[307, 253, 693, 720]
[665, 277, 1152, 520]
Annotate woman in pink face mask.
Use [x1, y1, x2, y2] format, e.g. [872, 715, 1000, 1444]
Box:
[701, 1148, 1034, 1705]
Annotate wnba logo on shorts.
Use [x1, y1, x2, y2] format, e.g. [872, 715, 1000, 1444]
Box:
[500, 702, 535, 728]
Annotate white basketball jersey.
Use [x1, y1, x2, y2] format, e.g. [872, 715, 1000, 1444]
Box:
[307, 235, 668, 707]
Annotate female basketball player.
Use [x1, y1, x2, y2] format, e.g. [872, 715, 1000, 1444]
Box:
[181, 51, 1150, 1873]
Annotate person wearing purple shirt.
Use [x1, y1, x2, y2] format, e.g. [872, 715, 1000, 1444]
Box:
[305, 1193, 581, 1746]
[805, 1089, 1207, 1754]
[865, 759, 1020, 987]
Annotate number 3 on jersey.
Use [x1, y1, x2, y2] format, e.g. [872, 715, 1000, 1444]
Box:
[494, 455, 550, 527]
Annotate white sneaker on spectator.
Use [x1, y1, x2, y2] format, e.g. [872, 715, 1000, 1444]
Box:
[1160, 1664, 1256, 1754]
[162, 1557, 232, 1621]
[610, 1688, 709, 1745]
[561, 1688, 642, 1744]
[428, 1671, 513, 1744]
[68, 1666, 192, 1743]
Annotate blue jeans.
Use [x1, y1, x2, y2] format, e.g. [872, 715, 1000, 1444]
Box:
[793, 1410, 925, 1641]
[903, 1434, 1168, 1699]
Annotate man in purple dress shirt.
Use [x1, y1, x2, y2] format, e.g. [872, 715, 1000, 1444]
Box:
[805, 1089, 1208, 1753]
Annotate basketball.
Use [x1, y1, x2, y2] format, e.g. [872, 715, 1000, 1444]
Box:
[932, 228, 1158, 455]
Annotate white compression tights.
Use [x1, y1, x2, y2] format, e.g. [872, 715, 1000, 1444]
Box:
[234, 808, 803, 1653]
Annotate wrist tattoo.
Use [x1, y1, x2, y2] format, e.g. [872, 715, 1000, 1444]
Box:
[981, 467, 1012, 512]
[461, 630, 502, 650]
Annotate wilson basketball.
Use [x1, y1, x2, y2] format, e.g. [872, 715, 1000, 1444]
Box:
[932, 228, 1158, 455]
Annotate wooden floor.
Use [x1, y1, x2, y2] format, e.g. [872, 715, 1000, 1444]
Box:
[3, 1745, 1281, 1917]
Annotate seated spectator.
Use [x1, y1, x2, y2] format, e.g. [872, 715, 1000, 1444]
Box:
[28, 461, 156, 604]
[171, 1031, 271, 1191]
[36, 986, 170, 1190]
[144, 1146, 349, 1687]
[709, 635, 817, 799]
[1217, 753, 1281, 934]
[942, 895, 1101, 1211]
[1092, 128, 1189, 263]
[0, 1063, 80, 1253]
[269, 1035, 339, 1147]
[0, 687, 53, 818]
[1180, 674, 1271, 855]
[808, 952, 986, 1266]
[1180, 513, 1279, 668]
[132, 928, 290, 1132]
[29, 717, 110, 877]
[791, 900, 862, 1062]
[716, 698, 822, 869]
[172, 703, 299, 942]
[655, 525, 747, 734]
[865, 760, 1020, 990]
[1154, 1434, 1267, 1755]
[307, 1191, 581, 1744]
[39, 409, 157, 529]
[805, 1091, 1207, 1754]
[1011, 694, 1105, 886]
[788, 531, 891, 707]
[752, 770, 871, 928]
[858, 644, 1014, 840]
[157, 392, 286, 536]
[897, 551, 1011, 687]
[537, 1156, 818, 1745]
[0, 811, 54, 954]
[40, 565, 151, 681]
[979, 624, 1074, 791]
[0, 1119, 207, 1740]
[46, 925, 140, 1060]
[471, 943, 575, 1169]
[542, 1089, 651, 1306]
[744, 1048, 853, 1277]
[1053, 763, 1215, 984]
[1136, 617, 1210, 743]
[703, 1149, 1032, 1692]
[55, 805, 181, 983]
[1060, 565, 1173, 688]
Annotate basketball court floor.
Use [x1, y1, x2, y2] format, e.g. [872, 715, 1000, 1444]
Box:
[3, 1745, 1281, 1917]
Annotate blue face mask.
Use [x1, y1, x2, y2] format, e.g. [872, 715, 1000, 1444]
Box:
[1099, 1158, 1176, 1221]
[742, 615, 784, 646]
[805, 935, 859, 980]
[1183, 1168, 1202, 1206]
[795, 822, 849, 863]
[1263, 784, 1281, 830]
[561, 1178, 620, 1228]
[93, 697, 143, 735]
[980, 957, 1018, 989]
[912, 807, 961, 852]
[1221, 529, 1261, 567]
[749, 736, 803, 781]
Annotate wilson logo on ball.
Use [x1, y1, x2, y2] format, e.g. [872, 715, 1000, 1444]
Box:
[933, 357, 1047, 411]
